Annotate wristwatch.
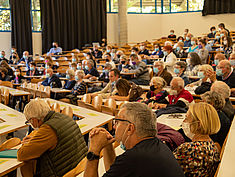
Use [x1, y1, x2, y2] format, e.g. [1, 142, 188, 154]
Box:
[87, 151, 100, 161]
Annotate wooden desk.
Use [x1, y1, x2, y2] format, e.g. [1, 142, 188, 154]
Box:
[83, 79, 103, 84]
[217, 116, 235, 177]
[0, 158, 24, 176]
[0, 86, 31, 98]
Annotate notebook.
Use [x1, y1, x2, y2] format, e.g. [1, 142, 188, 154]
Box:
[0, 149, 18, 158]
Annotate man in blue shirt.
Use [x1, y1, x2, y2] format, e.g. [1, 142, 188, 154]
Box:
[47, 42, 62, 56]
[41, 68, 62, 88]
[184, 34, 192, 47]
[84, 59, 99, 79]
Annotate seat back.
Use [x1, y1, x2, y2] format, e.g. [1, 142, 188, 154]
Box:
[0, 81, 13, 88]
[0, 138, 21, 152]
[92, 95, 102, 112]
[51, 103, 61, 113]
[82, 94, 91, 104]
[61, 106, 73, 119]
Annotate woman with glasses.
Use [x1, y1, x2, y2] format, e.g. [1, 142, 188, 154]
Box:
[173, 102, 221, 176]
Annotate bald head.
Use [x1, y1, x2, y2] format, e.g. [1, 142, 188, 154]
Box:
[218, 60, 231, 68]
[215, 53, 226, 62]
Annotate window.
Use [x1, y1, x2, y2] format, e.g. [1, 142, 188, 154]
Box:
[0, 0, 10, 31]
[107, 0, 204, 13]
[31, 0, 41, 32]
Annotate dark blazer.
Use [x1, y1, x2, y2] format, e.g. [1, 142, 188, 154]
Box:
[64, 80, 76, 90]
[158, 69, 173, 86]
[91, 50, 103, 58]
[26, 68, 41, 76]
[18, 57, 33, 69]
[98, 72, 109, 83]
[42, 74, 62, 88]
[12, 75, 25, 84]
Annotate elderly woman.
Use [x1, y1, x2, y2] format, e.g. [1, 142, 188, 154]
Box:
[153, 61, 172, 86]
[185, 52, 201, 76]
[174, 42, 187, 58]
[201, 91, 231, 147]
[61, 70, 87, 105]
[198, 39, 209, 64]
[64, 69, 76, 90]
[162, 45, 177, 74]
[187, 37, 199, 53]
[174, 102, 221, 176]
[142, 77, 168, 105]
[187, 64, 214, 94]
[173, 61, 190, 86]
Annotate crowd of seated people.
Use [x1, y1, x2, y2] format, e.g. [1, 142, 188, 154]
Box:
[0, 22, 234, 177]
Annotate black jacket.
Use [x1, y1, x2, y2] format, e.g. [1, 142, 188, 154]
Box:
[42, 74, 62, 88]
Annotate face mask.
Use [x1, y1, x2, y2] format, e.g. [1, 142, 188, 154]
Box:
[220, 33, 224, 37]
[111, 53, 115, 57]
[83, 53, 87, 57]
[53, 45, 57, 48]
[140, 46, 144, 51]
[181, 122, 195, 140]
[191, 41, 196, 45]
[66, 75, 70, 79]
[153, 67, 159, 74]
[230, 60, 235, 66]
[179, 39, 183, 42]
[186, 58, 191, 65]
[86, 56, 90, 60]
[186, 37, 190, 41]
[155, 48, 159, 52]
[45, 65, 49, 69]
[75, 76, 79, 81]
[174, 68, 180, 74]
[132, 61, 136, 65]
[46, 73, 50, 78]
[120, 142, 126, 151]
[121, 61, 125, 64]
[214, 60, 219, 66]
[198, 44, 203, 49]
[111, 81, 116, 86]
[150, 85, 157, 91]
[169, 89, 178, 96]
[13, 56, 16, 59]
[131, 51, 135, 55]
[85, 65, 89, 70]
[197, 71, 205, 79]
[223, 40, 227, 45]
[104, 69, 109, 73]
[106, 50, 110, 53]
[163, 51, 168, 56]
[72, 58, 76, 62]
[120, 124, 130, 151]
[218, 28, 221, 31]
[77, 65, 81, 70]
[216, 36, 220, 40]
[23, 55, 27, 59]
[117, 54, 121, 58]
[15, 72, 20, 76]
[0, 54, 3, 58]
[216, 69, 223, 76]
[11, 49, 15, 53]
[170, 32, 174, 35]
[176, 47, 180, 51]
[30, 67, 34, 71]
[213, 30, 216, 34]
[106, 59, 110, 62]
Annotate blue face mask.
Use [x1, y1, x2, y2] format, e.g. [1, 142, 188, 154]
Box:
[170, 32, 174, 35]
[179, 39, 183, 42]
[77, 66, 81, 70]
[30, 67, 34, 71]
[220, 33, 224, 37]
[111, 81, 116, 86]
[0, 54, 3, 58]
[75, 76, 79, 81]
[104, 69, 109, 73]
[176, 47, 181, 51]
[216, 69, 223, 76]
[155, 48, 159, 52]
[72, 58, 76, 62]
[191, 41, 196, 45]
[163, 51, 168, 56]
[46, 73, 50, 78]
[153, 67, 159, 74]
[198, 71, 205, 79]
[186, 37, 190, 41]
[85, 65, 89, 70]
[23, 55, 27, 59]
[66, 75, 70, 79]
[214, 60, 219, 66]
[174, 68, 180, 74]
[120, 142, 126, 151]
[230, 60, 235, 66]
[107, 50, 110, 53]
[216, 36, 220, 40]
[213, 30, 216, 34]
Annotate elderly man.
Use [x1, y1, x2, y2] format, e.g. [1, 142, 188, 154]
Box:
[0, 51, 8, 63]
[18, 100, 87, 177]
[153, 61, 172, 85]
[209, 60, 235, 88]
[84, 59, 99, 79]
[126, 54, 150, 85]
[91, 45, 103, 59]
[213, 53, 226, 66]
[150, 77, 193, 109]
[18, 51, 33, 69]
[47, 42, 62, 56]
[138, 42, 149, 56]
[84, 103, 184, 177]
[211, 81, 235, 122]
[91, 68, 120, 98]
[41, 68, 62, 88]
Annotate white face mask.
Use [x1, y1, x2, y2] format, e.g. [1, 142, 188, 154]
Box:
[140, 46, 144, 51]
[169, 89, 178, 96]
[181, 122, 195, 140]
[223, 40, 228, 45]
[186, 58, 191, 65]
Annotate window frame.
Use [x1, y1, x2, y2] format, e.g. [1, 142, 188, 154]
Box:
[107, 0, 203, 14]
[31, 0, 41, 33]
[0, 6, 11, 32]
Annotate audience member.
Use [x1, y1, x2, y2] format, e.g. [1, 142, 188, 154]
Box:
[26, 62, 40, 76]
[104, 53, 116, 69]
[91, 45, 103, 58]
[0, 60, 13, 76]
[138, 42, 150, 56]
[47, 42, 62, 56]
[96, 63, 112, 83]
[84, 59, 99, 79]
[211, 81, 235, 121]
[18, 99, 87, 177]
[12, 68, 25, 84]
[184, 33, 192, 47]
[173, 36, 184, 49]
[153, 61, 172, 85]
[218, 23, 230, 36]
[162, 45, 177, 74]
[0, 67, 11, 81]
[168, 29, 176, 39]
[9, 52, 19, 65]
[174, 42, 187, 58]
[84, 103, 184, 177]
[151, 43, 164, 58]
[18, 51, 32, 69]
[201, 91, 231, 147]
[118, 55, 132, 72]
[0, 51, 8, 63]
[185, 52, 201, 76]
[91, 68, 120, 98]
[64, 69, 76, 90]
[208, 26, 216, 38]
[41, 68, 62, 88]
[213, 53, 226, 67]
[198, 38, 209, 64]
[127, 54, 150, 85]
[187, 37, 199, 53]
[173, 61, 190, 86]
[110, 78, 131, 101]
[173, 102, 220, 176]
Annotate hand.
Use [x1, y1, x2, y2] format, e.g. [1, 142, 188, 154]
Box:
[148, 102, 154, 108]
[154, 103, 167, 109]
[207, 70, 216, 82]
[123, 68, 129, 73]
[89, 128, 115, 154]
[21, 135, 33, 145]
[186, 83, 194, 87]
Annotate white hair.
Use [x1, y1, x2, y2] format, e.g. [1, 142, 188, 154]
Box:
[150, 77, 167, 89]
[24, 100, 51, 120]
[172, 77, 184, 88]
[76, 70, 85, 79]
[211, 81, 231, 98]
[164, 41, 173, 46]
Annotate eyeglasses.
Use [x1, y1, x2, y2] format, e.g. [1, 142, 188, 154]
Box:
[25, 118, 33, 125]
[113, 118, 132, 125]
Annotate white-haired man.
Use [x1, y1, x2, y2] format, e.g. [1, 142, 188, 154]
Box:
[84, 103, 184, 177]
[150, 77, 193, 109]
[211, 81, 235, 122]
[153, 61, 172, 85]
[17, 100, 87, 177]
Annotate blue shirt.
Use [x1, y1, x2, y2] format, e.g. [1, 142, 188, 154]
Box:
[47, 47, 62, 55]
[184, 40, 192, 47]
